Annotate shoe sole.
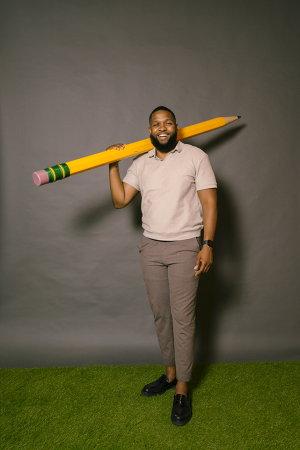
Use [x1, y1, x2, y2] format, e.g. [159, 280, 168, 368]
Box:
[141, 384, 176, 397]
[171, 413, 192, 426]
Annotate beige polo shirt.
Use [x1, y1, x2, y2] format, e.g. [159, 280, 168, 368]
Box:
[123, 141, 217, 241]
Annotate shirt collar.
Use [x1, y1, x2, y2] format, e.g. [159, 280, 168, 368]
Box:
[148, 141, 184, 158]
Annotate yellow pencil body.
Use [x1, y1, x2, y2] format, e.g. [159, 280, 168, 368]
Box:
[66, 117, 227, 175]
[33, 116, 240, 186]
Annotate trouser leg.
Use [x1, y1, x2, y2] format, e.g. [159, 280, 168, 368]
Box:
[139, 237, 175, 368]
[167, 239, 200, 382]
[138, 236, 201, 381]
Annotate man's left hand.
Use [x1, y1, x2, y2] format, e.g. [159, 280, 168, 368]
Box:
[194, 246, 213, 275]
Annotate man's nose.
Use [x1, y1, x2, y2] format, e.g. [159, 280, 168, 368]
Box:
[158, 124, 167, 131]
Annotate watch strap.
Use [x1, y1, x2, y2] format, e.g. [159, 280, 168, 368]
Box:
[203, 240, 214, 248]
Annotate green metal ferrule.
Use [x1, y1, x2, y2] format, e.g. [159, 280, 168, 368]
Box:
[44, 167, 54, 183]
[44, 163, 70, 183]
[60, 163, 70, 178]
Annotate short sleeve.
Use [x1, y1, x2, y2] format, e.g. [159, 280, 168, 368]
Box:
[195, 153, 217, 191]
[123, 159, 140, 191]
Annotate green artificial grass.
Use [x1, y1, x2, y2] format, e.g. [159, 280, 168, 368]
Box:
[0, 362, 299, 449]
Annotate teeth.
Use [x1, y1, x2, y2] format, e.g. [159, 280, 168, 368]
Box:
[159, 134, 167, 137]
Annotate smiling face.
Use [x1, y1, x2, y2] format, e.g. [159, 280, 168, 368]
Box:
[149, 110, 178, 152]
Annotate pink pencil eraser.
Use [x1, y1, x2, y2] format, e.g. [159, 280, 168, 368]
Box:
[33, 170, 49, 186]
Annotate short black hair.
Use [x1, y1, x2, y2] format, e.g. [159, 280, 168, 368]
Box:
[149, 106, 176, 124]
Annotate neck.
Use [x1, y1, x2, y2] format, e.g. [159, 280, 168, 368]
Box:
[156, 149, 170, 160]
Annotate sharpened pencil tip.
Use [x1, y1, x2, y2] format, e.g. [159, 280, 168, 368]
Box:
[237, 116, 241, 119]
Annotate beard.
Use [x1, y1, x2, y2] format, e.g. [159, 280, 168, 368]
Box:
[150, 130, 178, 152]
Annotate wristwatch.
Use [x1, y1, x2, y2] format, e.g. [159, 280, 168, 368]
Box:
[203, 240, 214, 248]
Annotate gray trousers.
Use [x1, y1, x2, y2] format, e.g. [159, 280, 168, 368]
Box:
[138, 235, 201, 382]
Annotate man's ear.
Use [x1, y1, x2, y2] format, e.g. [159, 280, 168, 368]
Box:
[148, 126, 151, 134]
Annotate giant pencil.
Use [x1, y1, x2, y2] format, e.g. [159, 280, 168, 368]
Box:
[33, 116, 241, 186]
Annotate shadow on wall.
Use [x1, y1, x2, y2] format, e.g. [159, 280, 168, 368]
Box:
[191, 124, 245, 389]
[194, 177, 243, 356]
[189, 123, 246, 153]
[0, 113, 3, 288]
[191, 176, 243, 388]
[72, 192, 142, 231]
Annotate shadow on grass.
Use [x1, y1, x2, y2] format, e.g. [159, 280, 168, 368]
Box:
[190, 364, 212, 392]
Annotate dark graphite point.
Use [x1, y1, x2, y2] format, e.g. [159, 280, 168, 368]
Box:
[238, 116, 241, 119]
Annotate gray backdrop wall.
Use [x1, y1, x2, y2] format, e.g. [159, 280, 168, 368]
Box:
[0, 0, 299, 368]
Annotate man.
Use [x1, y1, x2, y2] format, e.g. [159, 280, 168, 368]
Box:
[107, 106, 217, 426]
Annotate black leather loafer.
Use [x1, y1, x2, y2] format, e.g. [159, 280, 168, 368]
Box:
[171, 393, 192, 426]
[141, 374, 177, 397]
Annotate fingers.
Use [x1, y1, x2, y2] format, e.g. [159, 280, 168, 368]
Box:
[194, 260, 201, 276]
[194, 256, 206, 276]
[194, 253, 213, 276]
[202, 264, 211, 274]
[195, 261, 206, 276]
[106, 143, 125, 151]
[195, 262, 210, 276]
[194, 256, 201, 274]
